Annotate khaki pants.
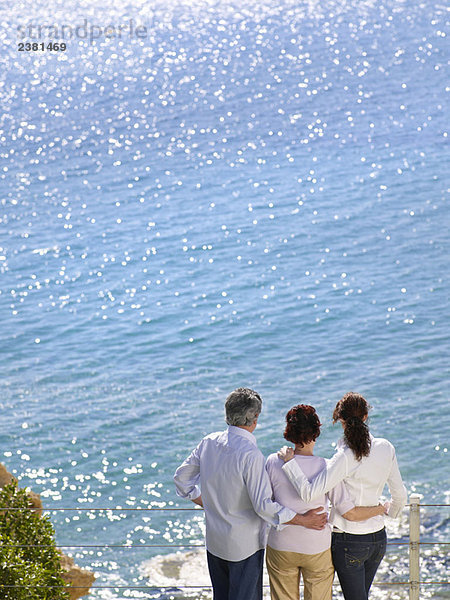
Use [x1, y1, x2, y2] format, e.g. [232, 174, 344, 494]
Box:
[266, 545, 334, 600]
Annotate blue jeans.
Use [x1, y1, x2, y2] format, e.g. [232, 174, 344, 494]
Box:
[331, 528, 387, 600]
[207, 548, 264, 600]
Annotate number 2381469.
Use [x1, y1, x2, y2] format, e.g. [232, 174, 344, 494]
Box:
[18, 42, 67, 51]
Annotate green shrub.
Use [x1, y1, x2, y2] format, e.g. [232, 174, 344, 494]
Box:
[0, 482, 69, 600]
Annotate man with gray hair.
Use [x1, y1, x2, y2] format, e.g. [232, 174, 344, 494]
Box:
[174, 387, 327, 600]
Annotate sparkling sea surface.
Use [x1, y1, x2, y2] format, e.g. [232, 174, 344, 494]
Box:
[1, 0, 449, 597]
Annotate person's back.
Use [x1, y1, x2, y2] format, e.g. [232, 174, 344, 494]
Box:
[195, 427, 269, 559]
[266, 453, 331, 554]
[330, 435, 401, 533]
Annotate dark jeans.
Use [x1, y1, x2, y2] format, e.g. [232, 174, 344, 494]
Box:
[331, 528, 387, 600]
[206, 548, 264, 600]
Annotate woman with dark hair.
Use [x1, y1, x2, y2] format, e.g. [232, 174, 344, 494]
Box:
[265, 404, 387, 600]
[279, 393, 407, 600]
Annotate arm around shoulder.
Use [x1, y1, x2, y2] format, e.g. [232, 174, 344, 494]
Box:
[282, 450, 349, 502]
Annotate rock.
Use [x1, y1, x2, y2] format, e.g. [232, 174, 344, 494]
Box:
[0, 462, 16, 487]
[27, 490, 43, 515]
[60, 552, 96, 600]
[0, 463, 42, 514]
[0, 462, 95, 598]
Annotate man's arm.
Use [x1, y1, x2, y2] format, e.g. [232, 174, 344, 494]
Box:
[245, 451, 297, 528]
[191, 495, 203, 507]
[174, 443, 202, 501]
[286, 507, 327, 529]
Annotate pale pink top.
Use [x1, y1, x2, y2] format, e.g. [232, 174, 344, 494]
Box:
[266, 453, 354, 555]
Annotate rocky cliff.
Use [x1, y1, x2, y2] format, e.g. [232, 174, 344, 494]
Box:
[0, 463, 95, 600]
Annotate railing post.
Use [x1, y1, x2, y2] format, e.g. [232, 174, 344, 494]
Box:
[409, 493, 420, 600]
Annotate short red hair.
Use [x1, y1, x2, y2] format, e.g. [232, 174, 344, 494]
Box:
[284, 404, 321, 446]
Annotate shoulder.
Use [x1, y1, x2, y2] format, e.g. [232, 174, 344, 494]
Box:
[228, 432, 263, 462]
[333, 445, 353, 461]
[370, 436, 396, 454]
[371, 436, 393, 446]
[335, 439, 354, 460]
[198, 429, 229, 450]
[266, 451, 279, 462]
[265, 452, 282, 468]
[327, 446, 357, 473]
[240, 445, 265, 477]
[336, 437, 347, 451]
[203, 430, 226, 442]
[305, 454, 328, 473]
[243, 442, 264, 460]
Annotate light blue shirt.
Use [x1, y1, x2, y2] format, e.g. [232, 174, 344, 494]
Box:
[174, 426, 296, 561]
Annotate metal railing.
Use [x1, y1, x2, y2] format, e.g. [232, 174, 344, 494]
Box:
[409, 494, 421, 600]
[0, 494, 448, 598]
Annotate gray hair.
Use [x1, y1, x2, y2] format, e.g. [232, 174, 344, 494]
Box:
[225, 388, 262, 427]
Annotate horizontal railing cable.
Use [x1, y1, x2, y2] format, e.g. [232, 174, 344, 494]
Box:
[0, 581, 449, 589]
[1, 500, 448, 596]
[1, 540, 448, 549]
[1, 506, 201, 511]
[2, 502, 448, 511]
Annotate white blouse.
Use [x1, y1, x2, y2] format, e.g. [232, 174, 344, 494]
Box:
[282, 435, 407, 534]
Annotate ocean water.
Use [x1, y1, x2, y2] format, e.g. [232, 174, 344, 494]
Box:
[1, 0, 448, 597]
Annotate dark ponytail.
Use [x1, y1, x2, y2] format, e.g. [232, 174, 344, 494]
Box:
[333, 392, 371, 461]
